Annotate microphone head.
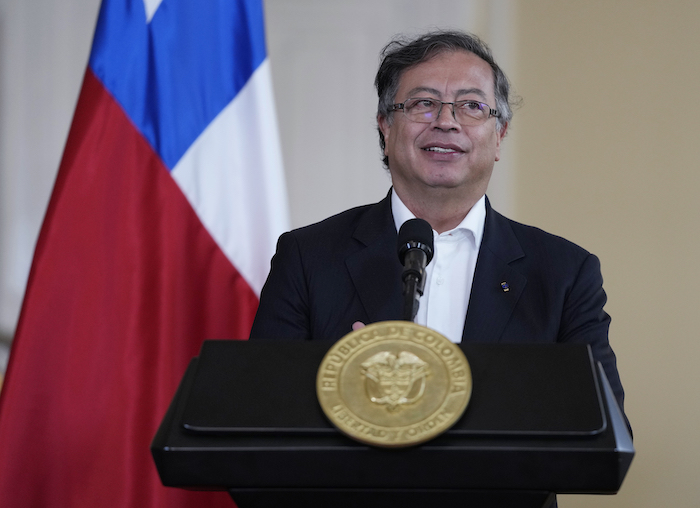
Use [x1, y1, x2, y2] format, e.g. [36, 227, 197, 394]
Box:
[397, 218, 434, 265]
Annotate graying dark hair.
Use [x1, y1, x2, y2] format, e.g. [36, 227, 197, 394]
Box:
[375, 30, 514, 168]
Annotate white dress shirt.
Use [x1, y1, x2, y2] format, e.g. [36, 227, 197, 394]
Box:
[392, 191, 486, 343]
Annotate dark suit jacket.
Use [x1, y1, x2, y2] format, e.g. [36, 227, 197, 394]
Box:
[250, 193, 625, 411]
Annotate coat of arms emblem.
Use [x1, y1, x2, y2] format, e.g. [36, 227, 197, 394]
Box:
[361, 351, 430, 411]
[317, 321, 471, 447]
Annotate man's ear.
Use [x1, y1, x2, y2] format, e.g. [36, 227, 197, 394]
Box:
[377, 114, 391, 155]
[494, 121, 508, 162]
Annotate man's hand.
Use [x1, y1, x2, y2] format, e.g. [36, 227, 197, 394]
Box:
[352, 321, 366, 331]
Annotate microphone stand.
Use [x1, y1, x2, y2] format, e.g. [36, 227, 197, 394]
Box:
[397, 218, 434, 323]
[402, 248, 428, 322]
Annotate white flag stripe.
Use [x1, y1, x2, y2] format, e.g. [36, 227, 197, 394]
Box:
[143, 0, 164, 23]
[172, 60, 289, 295]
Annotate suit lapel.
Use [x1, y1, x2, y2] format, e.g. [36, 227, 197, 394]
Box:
[343, 194, 526, 338]
[463, 201, 526, 342]
[345, 194, 403, 323]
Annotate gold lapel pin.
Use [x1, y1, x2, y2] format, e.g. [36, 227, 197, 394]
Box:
[500, 281, 510, 292]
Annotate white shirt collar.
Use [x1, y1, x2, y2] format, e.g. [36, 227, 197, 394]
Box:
[391, 190, 486, 249]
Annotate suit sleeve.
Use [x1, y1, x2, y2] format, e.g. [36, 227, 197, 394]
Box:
[559, 253, 626, 414]
[249, 232, 311, 340]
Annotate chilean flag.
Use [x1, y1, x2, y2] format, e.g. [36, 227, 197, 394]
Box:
[0, 0, 288, 506]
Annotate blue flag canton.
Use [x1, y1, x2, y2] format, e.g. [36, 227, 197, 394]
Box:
[89, 0, 267, 170]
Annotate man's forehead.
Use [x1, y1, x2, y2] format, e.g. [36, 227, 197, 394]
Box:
[396, 50, 495, 97]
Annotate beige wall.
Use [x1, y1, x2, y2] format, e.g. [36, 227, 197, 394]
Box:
[512, 1, 700, 506]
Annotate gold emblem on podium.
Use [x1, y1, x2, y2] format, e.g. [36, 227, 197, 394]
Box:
[316, 321, 472, 448]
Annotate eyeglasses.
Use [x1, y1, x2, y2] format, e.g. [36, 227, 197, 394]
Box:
[391, 98, 500, 126]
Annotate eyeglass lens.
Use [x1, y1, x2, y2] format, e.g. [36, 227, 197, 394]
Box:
[403, 98, 491, 125]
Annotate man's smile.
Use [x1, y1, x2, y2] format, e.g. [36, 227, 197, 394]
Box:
[423, 146, 458, 153]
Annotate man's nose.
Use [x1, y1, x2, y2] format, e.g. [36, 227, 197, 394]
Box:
[434, 102, 460, 129]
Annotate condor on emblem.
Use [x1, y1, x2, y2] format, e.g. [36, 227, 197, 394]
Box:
[361, 351, 429, 411]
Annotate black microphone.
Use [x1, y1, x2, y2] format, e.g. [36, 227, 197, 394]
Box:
[397, 218, 434, 322]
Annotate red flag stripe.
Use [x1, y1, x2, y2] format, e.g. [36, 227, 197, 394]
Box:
[0, 69, 245, 507]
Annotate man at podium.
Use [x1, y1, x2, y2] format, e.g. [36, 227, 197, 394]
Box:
[250, 30, 625, 414]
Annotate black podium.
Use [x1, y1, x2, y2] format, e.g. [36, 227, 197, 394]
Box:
[152, 340, 633, 508]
